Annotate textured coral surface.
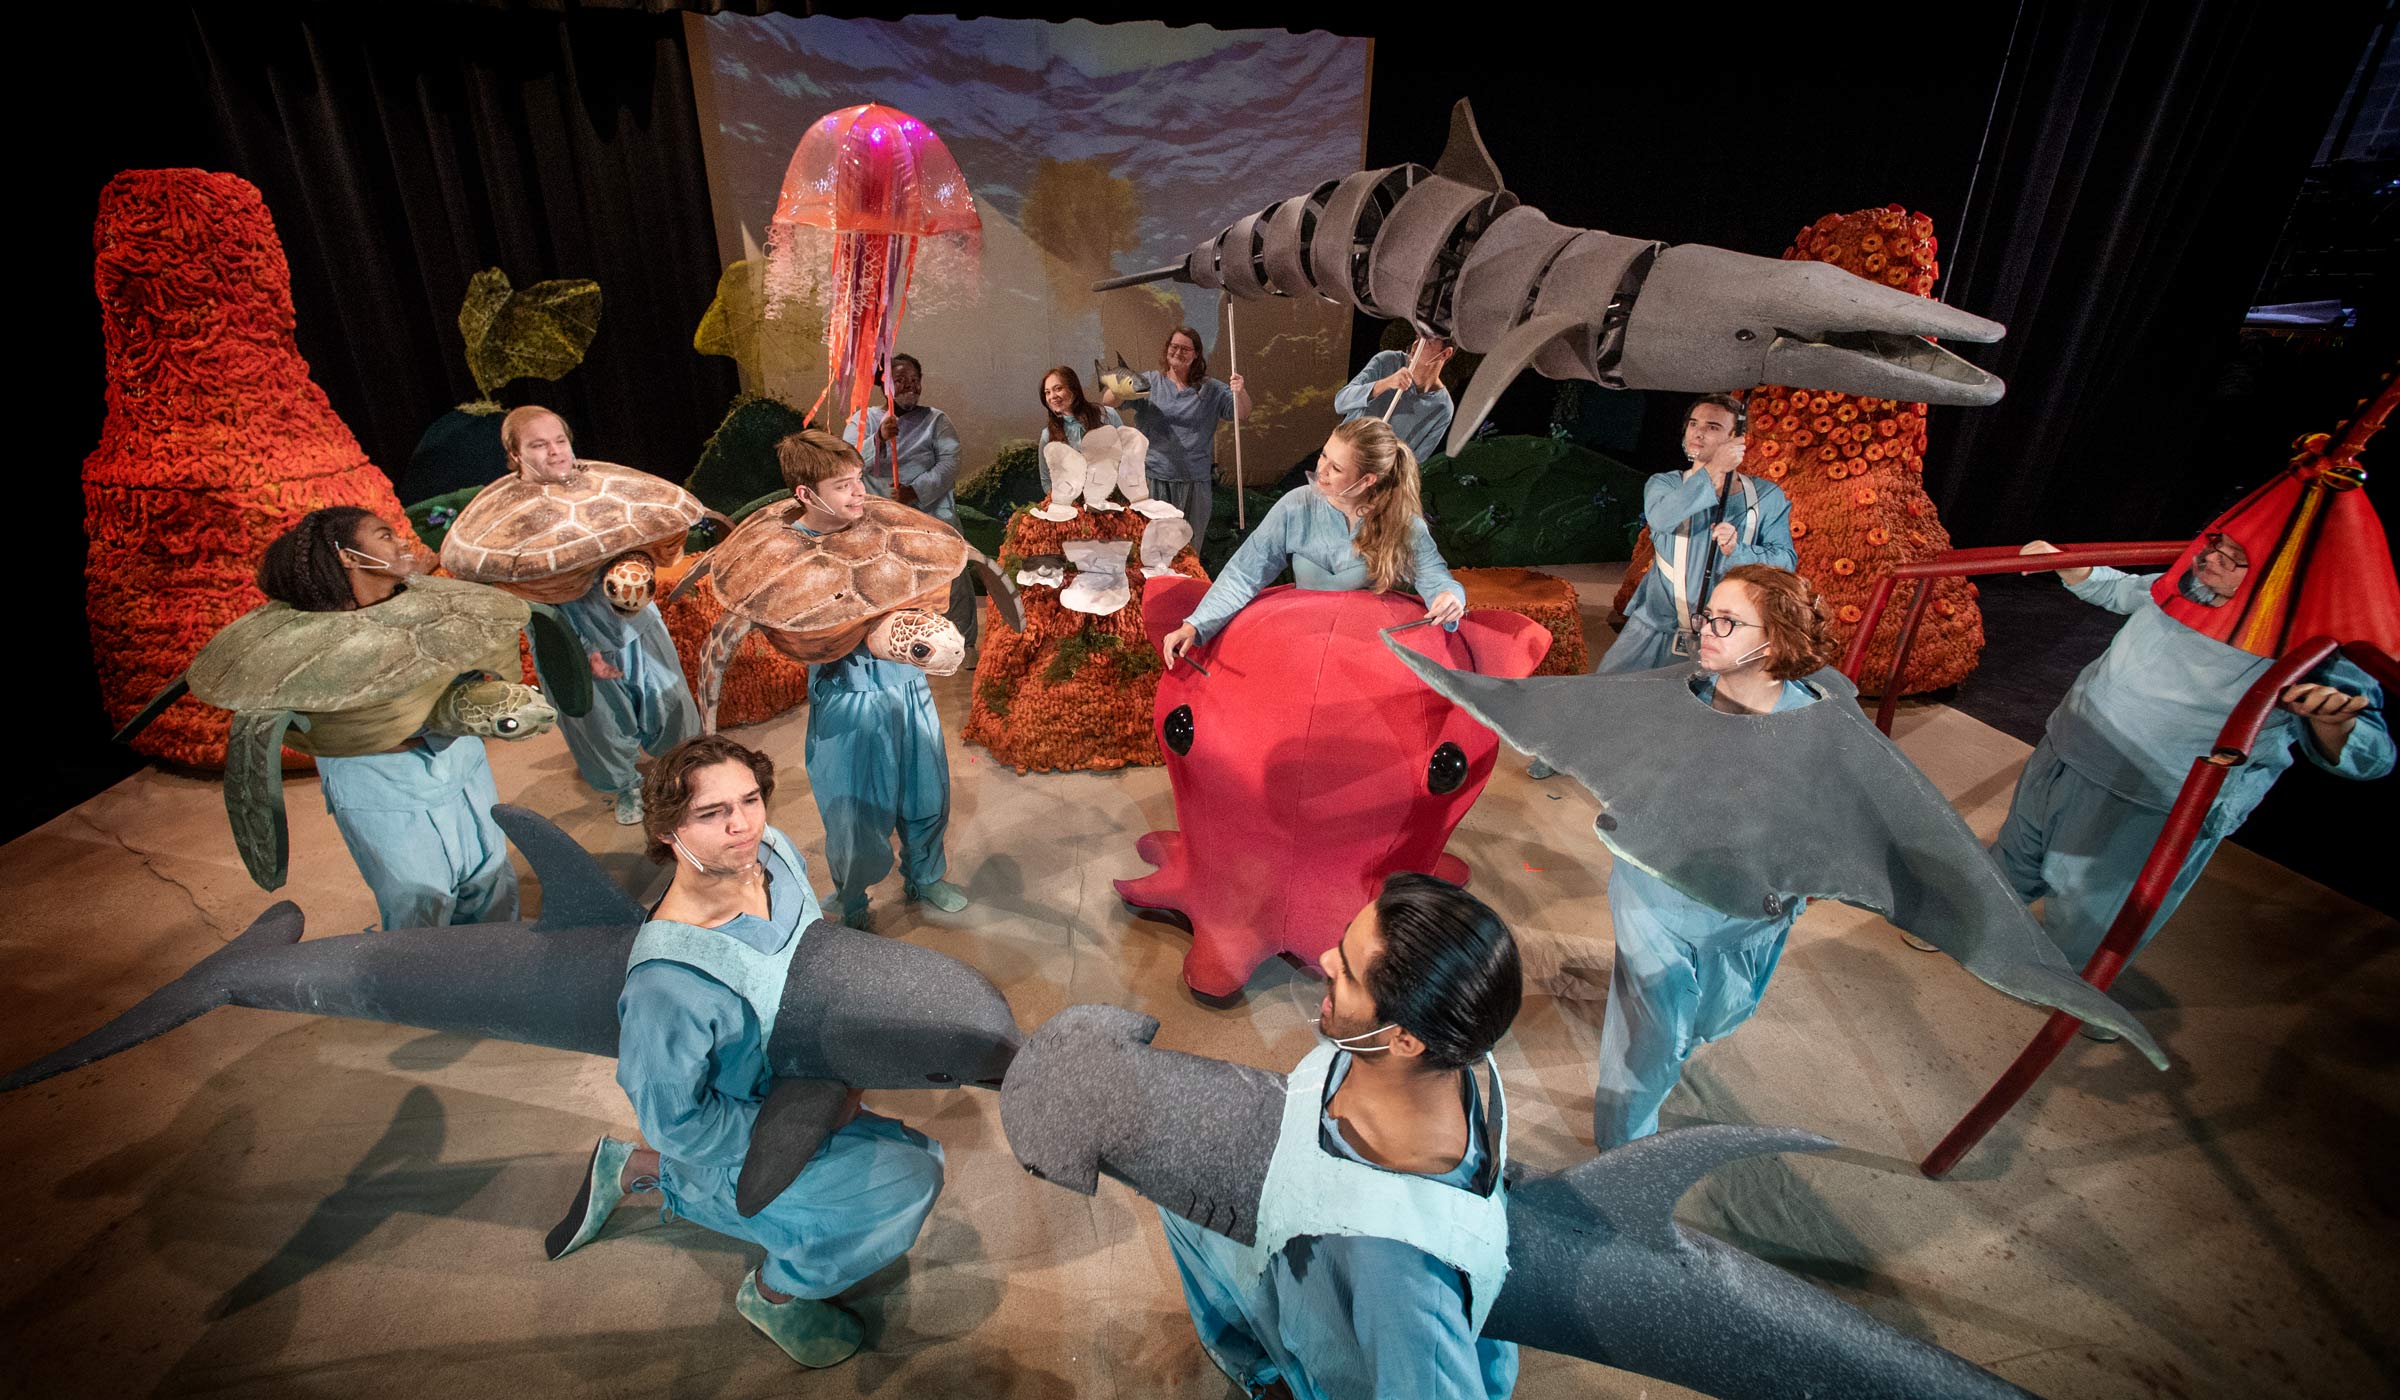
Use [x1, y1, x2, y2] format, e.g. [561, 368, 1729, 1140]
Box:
[85, 170, 428, 770]
[656, 556, 811, 731]
[963, 507, 1206, 773]
[1454, 567, 1590, 676]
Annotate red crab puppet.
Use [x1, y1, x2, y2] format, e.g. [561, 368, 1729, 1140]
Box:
[1118, 580, 1551, 1004]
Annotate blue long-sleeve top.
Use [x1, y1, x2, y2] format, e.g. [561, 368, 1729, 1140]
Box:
[1184, 485, 1465, 643]
[1035, 406, 1124, 493]
[2046, 567, 2392, 829]
[1129, 371, 1234, 482]
[845, 404, 963, 522]
[1332, 349, 1456, 464]
[615, 832, 824, 1175]
[1623, 468, 1796, 633]
[1224, 1052, 1516, 1399]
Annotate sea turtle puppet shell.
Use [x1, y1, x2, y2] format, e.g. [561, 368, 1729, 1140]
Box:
[706, 496, 967, 665]
[440, 460, 707, 603]
[186, 576, 530, 755]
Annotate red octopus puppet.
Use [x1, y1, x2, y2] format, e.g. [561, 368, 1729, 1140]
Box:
[1117, 581, 1550, 1004]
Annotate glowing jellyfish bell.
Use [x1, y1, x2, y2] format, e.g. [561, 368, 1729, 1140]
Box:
[765, 104, 981, 465]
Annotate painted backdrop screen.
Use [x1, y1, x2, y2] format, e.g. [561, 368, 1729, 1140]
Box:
[686, 13, 1371, 495]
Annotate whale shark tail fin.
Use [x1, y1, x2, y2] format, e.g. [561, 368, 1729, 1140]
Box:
[492, 805, 645, 933]
[0, 901, 307, 1093]
[1556, 1124, 1837, 1251]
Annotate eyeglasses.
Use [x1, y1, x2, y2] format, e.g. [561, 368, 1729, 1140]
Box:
[1689, 609, 1763, 639]
[2196, 544, 2248, 572]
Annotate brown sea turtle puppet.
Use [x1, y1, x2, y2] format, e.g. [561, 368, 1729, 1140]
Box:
[439, 460, 711, 614]
[688, 496, 1021, 731]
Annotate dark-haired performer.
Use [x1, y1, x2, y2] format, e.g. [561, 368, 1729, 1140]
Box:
[1591, 565, 1830, 1150]
[552, 734, 946, 1370]
[844, 352, 976, 650]
[260, 506, 515, 927]
[1159, 873, 1522, 1399]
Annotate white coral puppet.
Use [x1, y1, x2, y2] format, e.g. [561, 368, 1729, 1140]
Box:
[1138, 517, 1192, 578]
[1035, 441, 1087, 522]
[1083, 427, 1184, 520]
[1060, 540, 1134, 616]
[1039, 427, 1183, 522]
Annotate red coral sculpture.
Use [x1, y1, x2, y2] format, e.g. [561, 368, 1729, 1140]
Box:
[963, 507, 1206, 773]
[84, 170, 430, 769]
[656, 555, 812, 729]
[1607, 205, 1983, 692]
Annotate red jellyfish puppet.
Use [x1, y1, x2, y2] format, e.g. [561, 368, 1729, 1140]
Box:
[765, 103, 981, 490]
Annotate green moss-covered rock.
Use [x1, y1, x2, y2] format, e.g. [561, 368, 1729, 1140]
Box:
[686, 395, 811, 516]
[1420, 434, 1646, 567]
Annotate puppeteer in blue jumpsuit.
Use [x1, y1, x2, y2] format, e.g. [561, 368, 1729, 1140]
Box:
[1992, 566, 2392, 968]
[1035, 406, 1124, 494]
[616, 826, 946, 1301]
[1130, 370, 1236, 549]
[320, 732, 517, 930]
[1603, 469, 1796, 673]
[1160, 1045, 1519, 1399]
[1182, 485, 1466, 642]
[1332, 349, 1455, 466]
[535, 580, 700, 803]
[846, 402, 976, 646]
[1592, 674, 1818, 1150]
[804, 646, 952, 924]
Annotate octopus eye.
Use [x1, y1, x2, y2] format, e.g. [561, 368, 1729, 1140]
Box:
[1426, 742, 1468, 794]
[496, 717, 521, 735]
[1164, 704, 1194, 756]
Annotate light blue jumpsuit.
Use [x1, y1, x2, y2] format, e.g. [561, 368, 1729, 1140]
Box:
[1129, 370, 1235, 547]
[1593, 675, 1818, 1150]
[319, 733, 517, 930]
[1183, 486, 1466, 643]
[1992, 567, 2392, 968]
[1332, 349, 1456, 465]
[534, 580, 700, 800]
[803, 647, 951, 922]
[616, 828, 946, 1299]
[847, 403, 974, 643]
[1160, 1051, 1519, 1399]
[1035, 406, 1124, 493]
[1602, 469, 1796, 673]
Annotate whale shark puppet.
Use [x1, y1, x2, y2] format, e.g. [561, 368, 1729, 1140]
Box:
[1094, 99, 2006, 459]
[1, 806, 1023, 1217]
[1001, 1004, 2037, 1399]
[1383, 643, 2166, 1064]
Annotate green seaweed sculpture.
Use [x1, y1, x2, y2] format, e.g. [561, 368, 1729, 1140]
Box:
[459, 267, 603, 403]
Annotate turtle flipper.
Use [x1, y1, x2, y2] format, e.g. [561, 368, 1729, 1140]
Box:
[113, 674, 191, 745]
[697, 612, 754, 734]
[225, 710, 302, 891]
[966, 549, 1024, 634]
[523, 603, 593, 719]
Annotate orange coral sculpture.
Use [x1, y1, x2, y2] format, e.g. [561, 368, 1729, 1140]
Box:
[964, 507, 1207, 773]
[84, 170, 432, 770]
[1610, 206, 1984, 692]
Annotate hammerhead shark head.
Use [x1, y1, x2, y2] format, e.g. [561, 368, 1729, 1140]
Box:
[1096, 99, 2007, 458]
[1003, 1004, 2038, 1400]
[2, 806, 1023, 1216]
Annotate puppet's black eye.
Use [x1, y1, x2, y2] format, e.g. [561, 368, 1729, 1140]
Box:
[1164, 704, 1194, 756]
[497, 717, 520, 734]
[1595, 812, 1618, 833]
[911, 642, 932, 660]
[1426, 742, 1467, 794]
[924, 1071, 954, 1084]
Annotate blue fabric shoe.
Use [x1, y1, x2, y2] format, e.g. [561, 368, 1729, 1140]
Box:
[546, 1135, 635, 1261]
[736, 1271, 863, 1368]
[613, 789, 645, 826]
[1527, 759, 1556, 780]
[905, 879, 969, 913]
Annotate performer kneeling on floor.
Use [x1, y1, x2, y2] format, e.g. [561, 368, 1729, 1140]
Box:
[551, 734, 946, 1369]
[1591, 563, 1829, 1151]
[1160, 872, 1522, 1399]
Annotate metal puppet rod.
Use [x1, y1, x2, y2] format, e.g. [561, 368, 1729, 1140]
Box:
[1225, 293, 1246, 531]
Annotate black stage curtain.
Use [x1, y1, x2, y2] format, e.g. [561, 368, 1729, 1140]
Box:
[1925, 0, 2388, 547]
[186, 2, 737, 480]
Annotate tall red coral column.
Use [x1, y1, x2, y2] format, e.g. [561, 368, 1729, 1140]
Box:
[1747, 206, 1984, 692]
[84, 170, 425, 769]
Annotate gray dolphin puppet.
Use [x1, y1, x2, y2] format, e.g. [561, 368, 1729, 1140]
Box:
[1384, 644, 2166, 1065]
[1094, 99, 2006, 458]
[1, 806, 1022, 1217]
[1002, 1004, 2038, 1399]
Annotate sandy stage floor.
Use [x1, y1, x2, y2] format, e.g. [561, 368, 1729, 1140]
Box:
[3, 566, 2394, 1399]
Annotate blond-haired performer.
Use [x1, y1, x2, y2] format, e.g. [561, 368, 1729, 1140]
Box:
[501, 406, 699, 825]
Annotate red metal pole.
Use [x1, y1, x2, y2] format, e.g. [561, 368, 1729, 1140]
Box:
[1919, 637, 2347, 1178]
